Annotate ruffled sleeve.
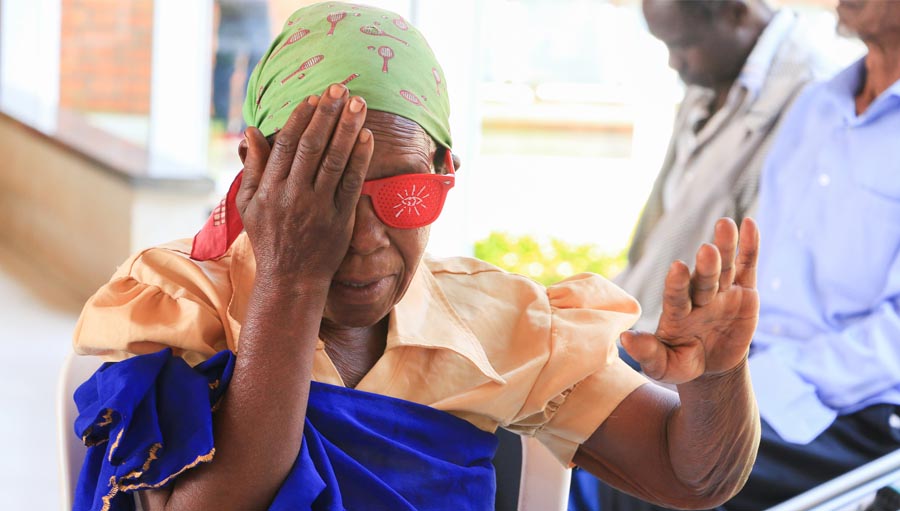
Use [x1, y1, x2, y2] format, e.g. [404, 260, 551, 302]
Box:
[73, 239, 235, 365]
[73, 349, 236, 511]
[505, 273, 648, 466]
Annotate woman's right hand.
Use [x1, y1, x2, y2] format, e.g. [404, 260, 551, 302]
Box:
[235, 83, 374, 291]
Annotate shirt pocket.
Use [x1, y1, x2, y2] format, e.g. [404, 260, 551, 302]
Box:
[816, 171, 900, 311]
[851, 155, 900, 205]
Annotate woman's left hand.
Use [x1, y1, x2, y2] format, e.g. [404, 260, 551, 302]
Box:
[622, 217, 760, 384]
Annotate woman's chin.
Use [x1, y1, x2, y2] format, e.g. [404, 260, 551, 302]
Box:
[323, 300, 394, 329]
[325, 313, 387, 329]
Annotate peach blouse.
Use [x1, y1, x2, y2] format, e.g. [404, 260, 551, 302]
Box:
[73, 233, 647, 465]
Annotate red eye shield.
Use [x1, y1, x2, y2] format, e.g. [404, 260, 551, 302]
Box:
[360, 148, 455, 229]
[190, 149, 455, 261]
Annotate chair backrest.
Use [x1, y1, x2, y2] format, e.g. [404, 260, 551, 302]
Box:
[56, 353, 571, 511]
[56, 352, 103, 511]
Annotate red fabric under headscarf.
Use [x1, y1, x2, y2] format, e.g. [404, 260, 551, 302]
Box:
[190, 172, 244, 261]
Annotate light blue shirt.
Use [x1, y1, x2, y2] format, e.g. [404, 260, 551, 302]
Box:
[750, 58, 900, 444]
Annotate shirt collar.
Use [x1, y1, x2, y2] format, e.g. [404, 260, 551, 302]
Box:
[736, 9, 797, 98]
[387, 258, 506, 384]
[824, 57, 900, 123]
[227, 235, 505, 384]
[824, 57, 865, 107]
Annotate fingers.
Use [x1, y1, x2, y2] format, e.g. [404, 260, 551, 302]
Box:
[253, 83, 369, 209]
[682, 218, 738, 307]
[313, 95, 368, 193]
[263, 95, 320, 186]
[661, 260, 692, 321]
[714, 218, 738, 291]
[290, 84, 350, 188]
[235, 127, 271, 218]
[735, 217, 760, 289]
[335, 128, 374, 211]
[690, 243, 721, 307]
[238, 127, 270, 199]
[621, 330, 668, 381]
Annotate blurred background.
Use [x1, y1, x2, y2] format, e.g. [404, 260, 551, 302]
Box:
[0, 0, 861, 508]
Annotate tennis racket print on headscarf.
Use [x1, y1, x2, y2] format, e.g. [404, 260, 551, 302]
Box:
[191, 2, 454, 261]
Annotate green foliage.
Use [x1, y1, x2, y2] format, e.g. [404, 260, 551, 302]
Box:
[474, 232, 627, 286]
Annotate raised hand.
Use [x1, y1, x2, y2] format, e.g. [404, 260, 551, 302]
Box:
[235, 84, 374, 288]
[622, 218, 760, 384]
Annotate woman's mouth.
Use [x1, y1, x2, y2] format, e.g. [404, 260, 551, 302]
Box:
[330, 275, 395, 304]
[336, 280, 376, 288]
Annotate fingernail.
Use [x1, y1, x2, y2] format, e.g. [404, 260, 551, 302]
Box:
[349, 97, 364, 113]
[359, 129, 371, 143]
[308, 95, 319, 106]
[329, 84, 344, 99]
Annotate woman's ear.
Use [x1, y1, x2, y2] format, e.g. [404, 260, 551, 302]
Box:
[238, 136, 249, 165]
[451, 152, 462, 172]
[434, 147, 462, 173]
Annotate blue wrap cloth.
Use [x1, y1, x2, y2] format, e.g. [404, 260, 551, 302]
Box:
[73, 349, 499, 510]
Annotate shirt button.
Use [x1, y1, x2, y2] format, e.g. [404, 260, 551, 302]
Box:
[771, 324, 783, 335]
[891, 414, 900, 429]
[771, 278, 782, 290]
[795, 229, 805, 240]
[818, 174, 831, 187]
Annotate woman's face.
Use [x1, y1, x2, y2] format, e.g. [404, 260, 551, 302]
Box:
[324, 110, 437, 328]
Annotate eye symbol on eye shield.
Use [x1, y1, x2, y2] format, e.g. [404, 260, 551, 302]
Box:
[393, 185, 431, 217]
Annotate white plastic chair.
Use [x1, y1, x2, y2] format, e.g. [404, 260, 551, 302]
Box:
[517, 436, 572, 511]
[56, 352, 103, 511]
[56, 353, 571, 511]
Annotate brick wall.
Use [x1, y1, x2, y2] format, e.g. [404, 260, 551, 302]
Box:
[59, 0, 154, 114]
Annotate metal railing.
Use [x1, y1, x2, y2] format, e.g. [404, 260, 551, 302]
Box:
[766, 450, 900, 511]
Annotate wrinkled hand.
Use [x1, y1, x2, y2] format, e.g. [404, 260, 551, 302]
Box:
[622, 218, 760, 385]
[235, 84, 373, 287]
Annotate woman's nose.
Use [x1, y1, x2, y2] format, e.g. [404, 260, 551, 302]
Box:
[349, 197, 390, 255]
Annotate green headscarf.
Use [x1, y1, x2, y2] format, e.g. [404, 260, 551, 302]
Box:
[243, 2, 452, 149]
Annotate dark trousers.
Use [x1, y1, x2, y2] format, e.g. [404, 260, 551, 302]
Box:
[569, 404, 900, 511]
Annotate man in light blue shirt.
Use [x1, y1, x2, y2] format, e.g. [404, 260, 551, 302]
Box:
[738, 0, 900, 506]
[593, 1, 900, 509]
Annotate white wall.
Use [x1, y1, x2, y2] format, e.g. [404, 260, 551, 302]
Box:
[0, 0, 61, 131]
[149, 0, 215, 176]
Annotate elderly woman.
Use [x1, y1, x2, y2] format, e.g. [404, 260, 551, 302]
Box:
[72, 3, 761, 511]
